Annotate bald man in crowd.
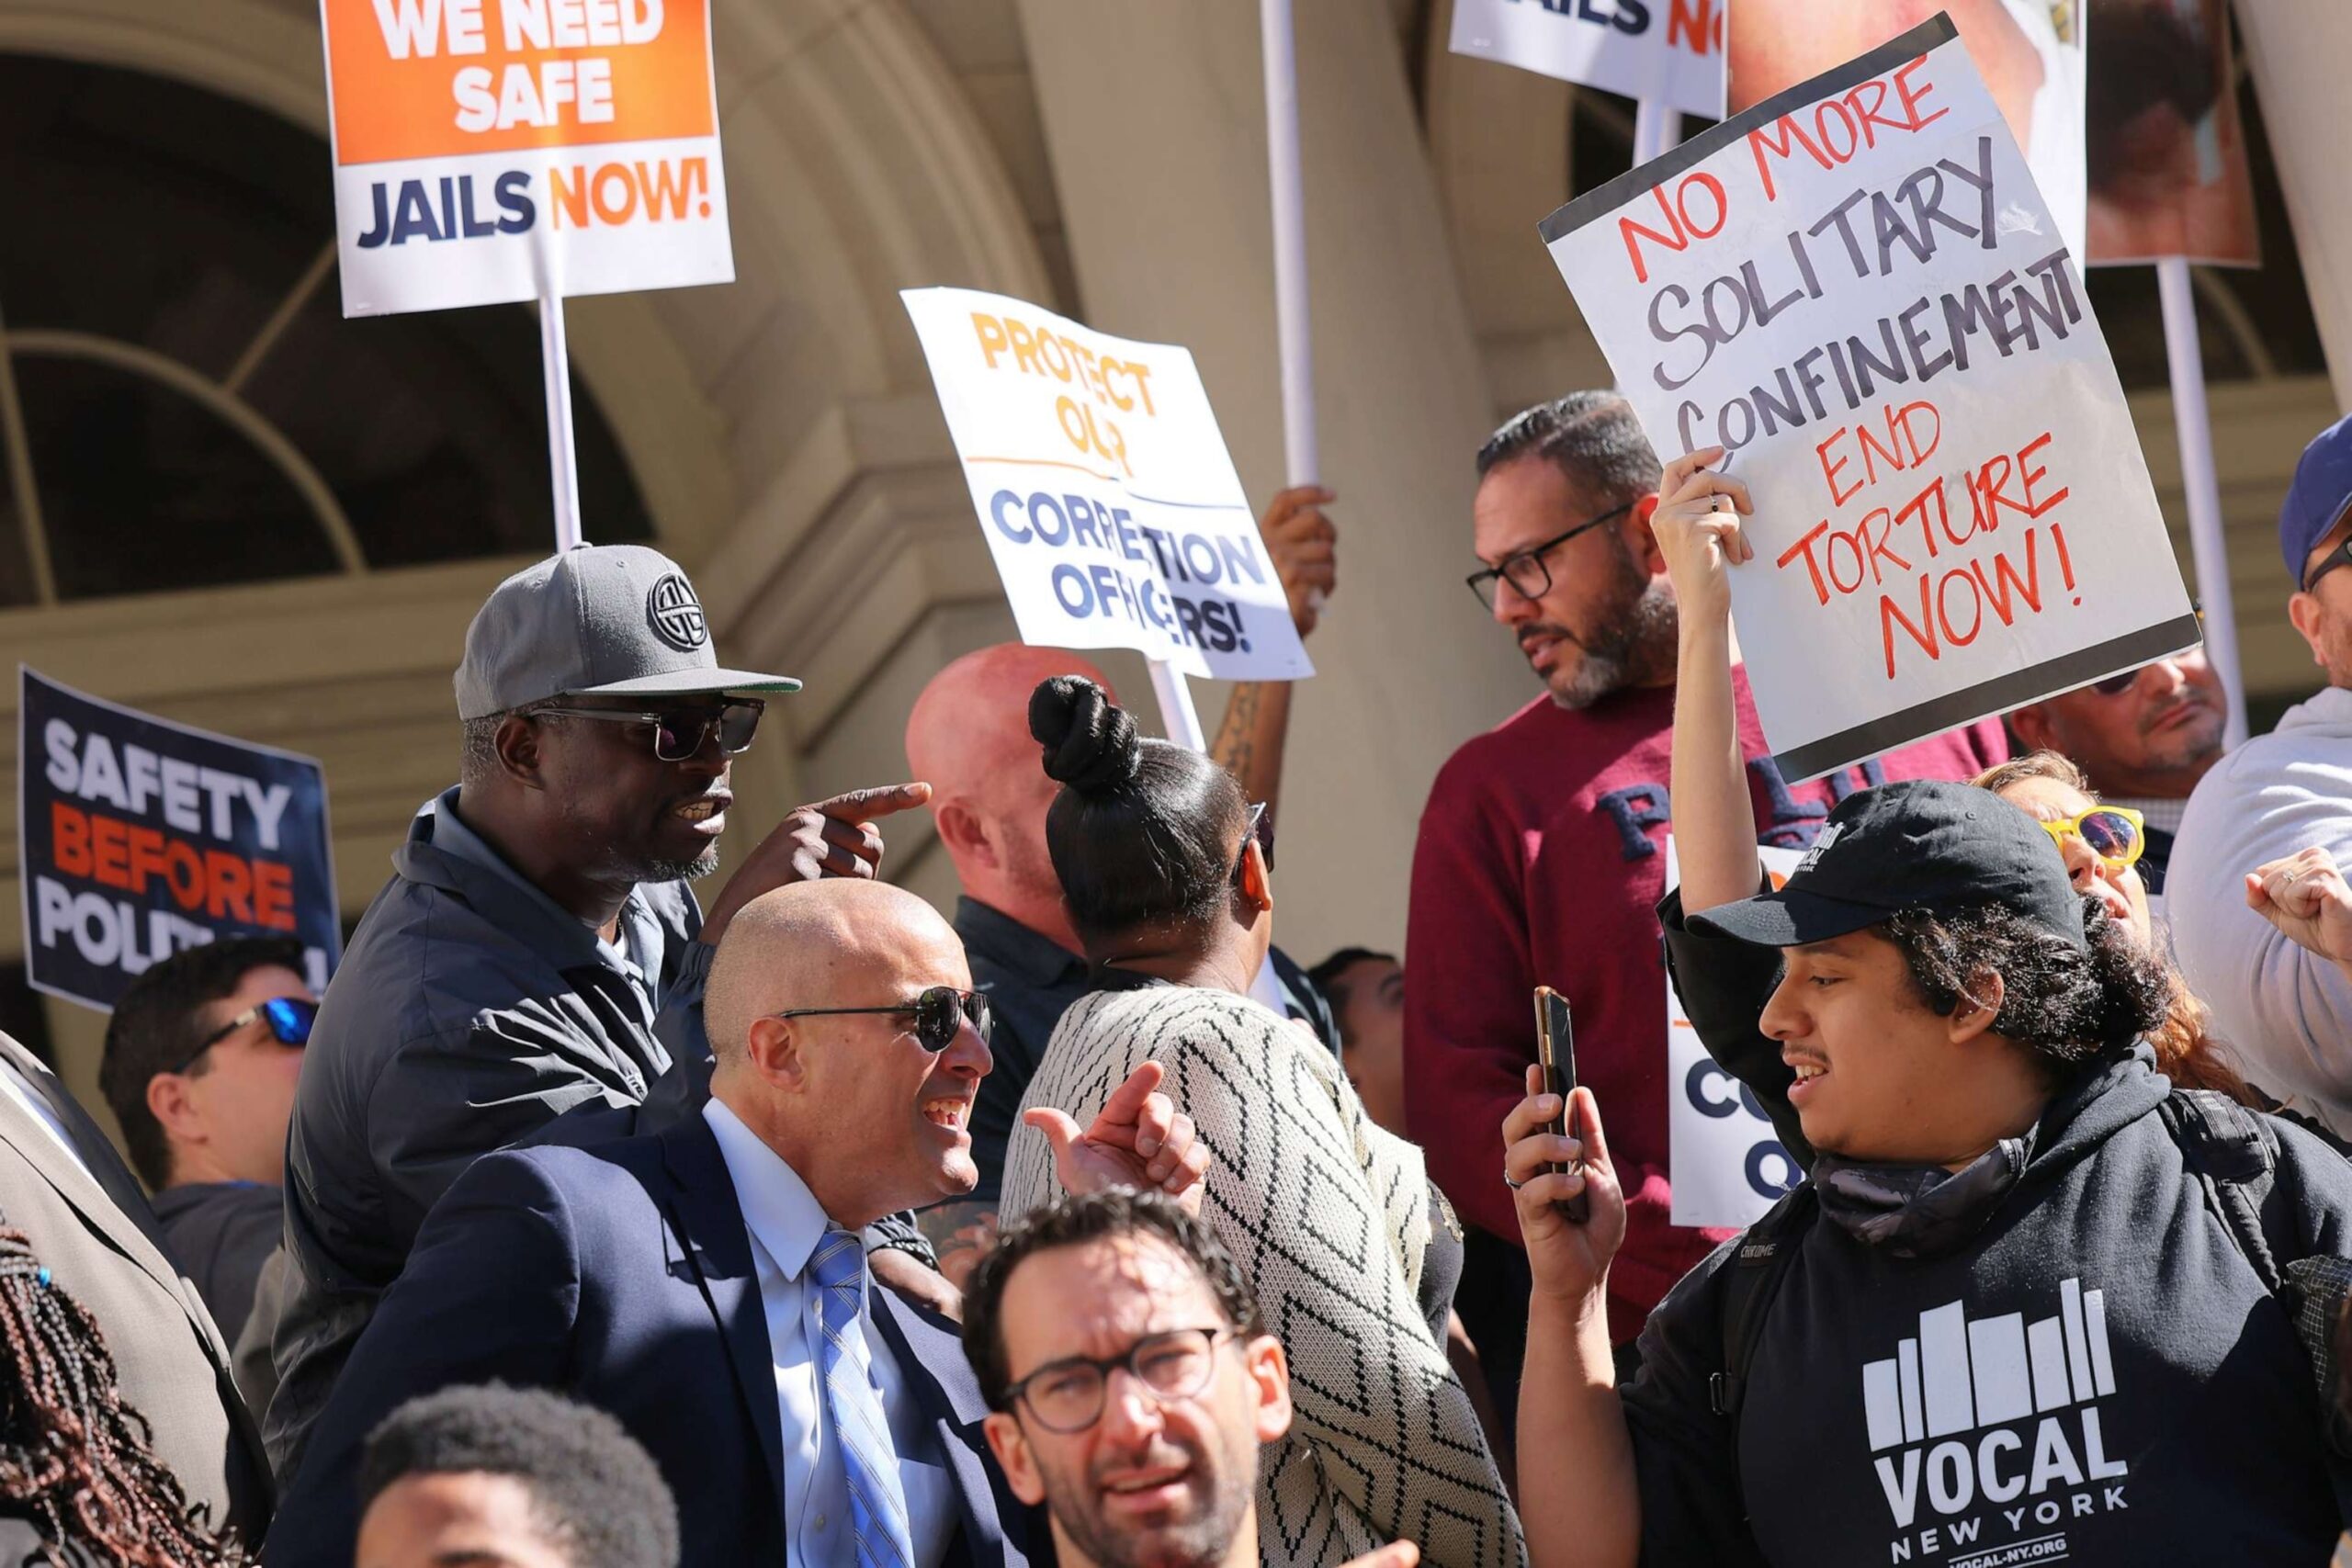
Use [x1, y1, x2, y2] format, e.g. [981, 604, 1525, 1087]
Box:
[907, 490, 1339, 1221]
[268, 879, 1206, 1566]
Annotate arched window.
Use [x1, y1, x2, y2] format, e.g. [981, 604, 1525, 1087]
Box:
[0, 52, 654, 606]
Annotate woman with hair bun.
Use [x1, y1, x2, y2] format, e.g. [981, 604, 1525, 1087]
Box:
[999, 676, 1523, 1568]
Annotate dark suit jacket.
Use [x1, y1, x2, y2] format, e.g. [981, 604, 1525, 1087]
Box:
[0, 1032, 271, 1547]
[266, 1111, 1037, 1567]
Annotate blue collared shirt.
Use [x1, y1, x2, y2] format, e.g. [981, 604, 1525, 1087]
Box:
[701, 1099, 955, 1567]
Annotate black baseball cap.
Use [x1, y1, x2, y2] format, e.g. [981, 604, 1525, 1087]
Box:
[1689, 779, 2086, 952]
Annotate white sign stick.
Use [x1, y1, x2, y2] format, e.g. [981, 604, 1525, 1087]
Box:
[539, 287, 584, 553]
[2156, 257, 2248, 749]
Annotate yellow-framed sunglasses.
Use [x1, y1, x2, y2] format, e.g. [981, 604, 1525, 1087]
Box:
[2036, 806, 2146, 870]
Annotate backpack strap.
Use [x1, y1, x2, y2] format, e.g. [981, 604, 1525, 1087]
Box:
[1711, 1184, 1818, 1419]
[2158, 1088, 2285, 1292]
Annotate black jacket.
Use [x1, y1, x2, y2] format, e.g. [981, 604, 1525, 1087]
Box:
[269, 796, 711, 1480]
[1625, 892, 2352, 1566]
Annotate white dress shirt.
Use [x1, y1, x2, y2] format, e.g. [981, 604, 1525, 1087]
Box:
[702, 1100, 956, 1567]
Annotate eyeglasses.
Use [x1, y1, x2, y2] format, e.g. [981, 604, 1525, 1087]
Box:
[2304, 536, 2352, 595]
[2036, 806, 2146, 870]
[770, 986, 990, 1053]
[530, 700, 765, 762]
[1464, 503, 1634, 611]
[2086, 670, 2141, 696]
[1001, 1326, 1238, 1433]
[1231, 802, 1275, 883]
[171, 996, 316, 1076]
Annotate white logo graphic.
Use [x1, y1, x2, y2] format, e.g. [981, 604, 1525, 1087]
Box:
[1860, 1279, 2130, 1563]
[1795, 821, 1846, 876]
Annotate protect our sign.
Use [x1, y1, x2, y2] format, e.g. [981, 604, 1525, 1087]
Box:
[1539, 17, 2199, 783]
[902, 288, 1314, 682]
[320, 0, 732, 315]
[1450, 0, 1726, 120]
[1666, 839, 1804, 1228]
[19, 670, 340, 1012]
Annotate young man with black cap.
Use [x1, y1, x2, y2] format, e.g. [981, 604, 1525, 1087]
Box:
[1493, 451, 2352, 1568]
[2169, 412, 2352, 1134]
[268, 544, 935, 1479]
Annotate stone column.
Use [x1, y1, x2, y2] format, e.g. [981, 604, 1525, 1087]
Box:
[2236, 0, 2352, 414]
[1013, 0, 1540, 957]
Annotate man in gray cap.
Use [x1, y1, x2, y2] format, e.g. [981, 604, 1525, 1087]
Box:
[265, 545, 932, 1479]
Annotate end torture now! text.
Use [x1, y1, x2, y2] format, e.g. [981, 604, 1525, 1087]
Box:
[1774, 411, 2081, 682]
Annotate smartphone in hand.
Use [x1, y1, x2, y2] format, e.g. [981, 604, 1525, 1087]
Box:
[1532, 986, 1588, 1223]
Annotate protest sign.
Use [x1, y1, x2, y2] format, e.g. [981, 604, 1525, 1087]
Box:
[1541, 17, 2199, 782]
[1666, 839, 1804, 1228]
[320, 0, 732, 316]
[901, 288, 1314, 683]
[18, 670, 340, 1011]
[1729, 0, 2086, 263]
[1449, 0, 1726, 120]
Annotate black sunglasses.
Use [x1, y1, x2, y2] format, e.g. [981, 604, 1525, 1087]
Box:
[172, 996, 316, 1076]
[1464, 503, 1634, 610]
[1232, 801, 1275, 882]
[2305, 536, 2352, 596]
[771, 986, 990, 1053]
[531, 699, 765, 762]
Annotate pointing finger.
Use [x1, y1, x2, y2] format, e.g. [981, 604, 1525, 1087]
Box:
[813, 782, 933, 820]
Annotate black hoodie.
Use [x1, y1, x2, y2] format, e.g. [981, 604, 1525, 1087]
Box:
[1619, 895, 2352, 1566]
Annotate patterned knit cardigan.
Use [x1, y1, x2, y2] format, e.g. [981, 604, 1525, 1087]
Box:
[1001, 986, 1526, 1568]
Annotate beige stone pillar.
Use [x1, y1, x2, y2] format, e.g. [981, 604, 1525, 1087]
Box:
[1012, 0, 1539, 958]
[2236, 1, 2352, 415]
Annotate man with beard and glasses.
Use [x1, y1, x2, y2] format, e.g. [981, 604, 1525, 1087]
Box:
[2006, 649, 2229, 904]
[266, 544, 936, 1483]
[1405, 396, 2007, 1423]
[965, 1189, 1420, 1568]
[2171, 414, 2352, 1136]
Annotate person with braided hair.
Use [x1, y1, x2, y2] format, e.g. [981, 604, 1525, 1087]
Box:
[0, 1031, 270, 1551]
[0, 1211, 252, 1566]
[1000, 676, 1524, 1568]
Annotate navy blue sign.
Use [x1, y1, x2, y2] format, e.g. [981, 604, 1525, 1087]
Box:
[18, 668, 340, 1010]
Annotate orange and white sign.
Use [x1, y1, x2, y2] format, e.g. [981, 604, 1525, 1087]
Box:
[320, 0, 732, 315]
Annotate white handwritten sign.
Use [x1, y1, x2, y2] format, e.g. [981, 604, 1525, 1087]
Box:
[1541, 18, 2197, 783]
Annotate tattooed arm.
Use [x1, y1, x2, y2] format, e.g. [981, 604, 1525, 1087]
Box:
[1211, 485, 1336, 816]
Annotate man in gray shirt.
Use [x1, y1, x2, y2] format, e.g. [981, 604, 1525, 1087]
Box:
[268, 543, 932, 1478]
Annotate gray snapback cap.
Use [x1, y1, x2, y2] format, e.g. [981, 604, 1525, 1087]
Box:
[454, 544, 803, 719]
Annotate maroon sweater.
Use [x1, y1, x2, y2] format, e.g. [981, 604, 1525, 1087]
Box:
[1403, 670, 2007, 1342]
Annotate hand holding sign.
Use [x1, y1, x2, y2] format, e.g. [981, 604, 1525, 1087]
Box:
[1260, 485, 1338, 637]
[1647, 446, 1757, 626]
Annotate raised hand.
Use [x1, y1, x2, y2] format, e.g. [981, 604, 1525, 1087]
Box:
[1504, 1065, 1626, 1307]
[1647, 445, 1754, 626]
[2246, 846, 2352, 972]
[1026, 1061, 1211, 1214]
[1260, 485, 1339, 636]
[700, 782, 934, 943]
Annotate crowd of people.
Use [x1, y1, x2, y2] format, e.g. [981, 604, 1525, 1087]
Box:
[7, 389, 2352, 1568]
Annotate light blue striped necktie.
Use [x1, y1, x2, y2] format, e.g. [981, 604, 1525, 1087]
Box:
[809, 1231, 917, 1568]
